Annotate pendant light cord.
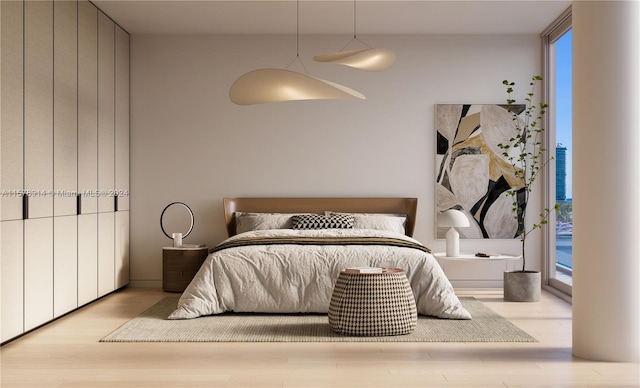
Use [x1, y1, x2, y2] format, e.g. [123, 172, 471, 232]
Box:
[340, 0, 372, 52]
[353, 0, 357, 39]
[285, 0, 309, 74]
[297, 0, 300, 57]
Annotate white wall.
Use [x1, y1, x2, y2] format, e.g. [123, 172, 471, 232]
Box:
[130, 33, 542, 287]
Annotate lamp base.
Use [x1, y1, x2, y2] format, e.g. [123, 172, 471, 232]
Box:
[445, 228, 460, 257]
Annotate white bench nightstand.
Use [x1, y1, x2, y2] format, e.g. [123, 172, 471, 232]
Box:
[433, 252, 521, 262]
[433, 253, 523, 282]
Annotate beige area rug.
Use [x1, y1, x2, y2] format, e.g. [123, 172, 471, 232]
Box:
[101, 297, 536, 343]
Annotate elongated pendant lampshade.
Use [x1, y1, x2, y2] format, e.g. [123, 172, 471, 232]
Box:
[229, 68, 366, 105]
[313, 48, 396, 72]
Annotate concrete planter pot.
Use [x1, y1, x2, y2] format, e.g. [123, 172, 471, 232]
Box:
[503, 271, 541, 302]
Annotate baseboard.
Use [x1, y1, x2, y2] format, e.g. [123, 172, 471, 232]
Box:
[129, 280, 162, 288]
[449, 280, 504, 288]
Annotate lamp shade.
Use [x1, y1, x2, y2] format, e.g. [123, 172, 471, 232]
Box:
[437, 209, 470, 228]
[313, 48, 396, 72]
[229, 68, 366, 105]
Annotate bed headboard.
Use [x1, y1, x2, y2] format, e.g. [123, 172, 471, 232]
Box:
[223, 197, 418, 237]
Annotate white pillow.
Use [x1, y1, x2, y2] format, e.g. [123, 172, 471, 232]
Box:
[325, 211, 407, 234]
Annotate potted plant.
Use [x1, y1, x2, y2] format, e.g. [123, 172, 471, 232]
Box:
[498, 75, 559, 302]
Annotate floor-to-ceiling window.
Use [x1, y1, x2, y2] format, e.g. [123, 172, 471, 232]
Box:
[543, 7, 572, 296]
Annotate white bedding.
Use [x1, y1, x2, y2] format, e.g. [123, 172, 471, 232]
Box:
[168, 229, 471, 320]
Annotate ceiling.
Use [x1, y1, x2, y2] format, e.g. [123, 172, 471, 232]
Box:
[92, 0, 571, 35]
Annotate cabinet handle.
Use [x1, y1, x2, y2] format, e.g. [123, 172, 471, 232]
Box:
[77, 194, 82, 215]
[22, 194, 29, 220]
[114, 195, 119, 212]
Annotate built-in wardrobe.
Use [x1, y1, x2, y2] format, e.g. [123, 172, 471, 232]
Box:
[1, 0, 129, 344]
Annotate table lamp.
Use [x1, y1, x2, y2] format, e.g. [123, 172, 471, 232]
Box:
[160, 202, 194, 247]
[437, 209, 470, 257]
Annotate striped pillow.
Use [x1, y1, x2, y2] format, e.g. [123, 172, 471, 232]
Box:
[291, 214, 355, 230]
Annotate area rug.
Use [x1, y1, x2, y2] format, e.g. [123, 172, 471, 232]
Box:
[100, 297, 536, 343]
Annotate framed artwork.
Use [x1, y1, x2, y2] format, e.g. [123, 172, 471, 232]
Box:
[436, 104, 526, 239]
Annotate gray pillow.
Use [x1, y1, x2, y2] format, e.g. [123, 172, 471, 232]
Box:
[325, 211, 407, 234]
[235, 212, 295, 234]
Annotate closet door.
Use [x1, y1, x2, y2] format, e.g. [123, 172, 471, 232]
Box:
[54, 215, 78, 317]
[97, 11, 116, 296]
[52, 0, 79, 318]
[23, 0, 54, 334]
[115, 25, 130, 211]
[77, 0, 98, 303]
[1, 0, 25, 343]
[53, 0, 78, 216]
[24, 0, 54, 219]
[115, 211, 130, 288]
[98, 212, 115, 297]
[77, 0, 98, 215]
[114, 25, 130, 289]
[1, 0, 24, 222]
[97, 11, 115, 213]
[1, 220, 24, 343]
[24, 218, 54, 331]
[78, 214, 98, 305]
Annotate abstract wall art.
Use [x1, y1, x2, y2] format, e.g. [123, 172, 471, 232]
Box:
[436, 104, 526, 239]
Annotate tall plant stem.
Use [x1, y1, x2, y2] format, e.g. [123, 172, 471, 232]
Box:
[521, 233, 526, 272]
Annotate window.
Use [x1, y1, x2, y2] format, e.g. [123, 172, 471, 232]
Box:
[542, 7, 572, 297]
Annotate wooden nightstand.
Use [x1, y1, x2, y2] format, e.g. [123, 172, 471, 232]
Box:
[162, 246, 209, 292]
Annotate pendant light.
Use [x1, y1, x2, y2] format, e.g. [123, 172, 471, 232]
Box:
[229, 0, 365, 105]
[313, 0, 396, 71]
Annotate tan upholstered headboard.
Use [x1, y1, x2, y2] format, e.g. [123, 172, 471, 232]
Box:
[223, 197, 418, 237]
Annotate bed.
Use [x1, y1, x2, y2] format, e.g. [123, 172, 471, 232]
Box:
[168, 197, 471, 320]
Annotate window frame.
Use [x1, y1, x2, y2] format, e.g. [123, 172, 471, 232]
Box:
[541, 6, 573, 300]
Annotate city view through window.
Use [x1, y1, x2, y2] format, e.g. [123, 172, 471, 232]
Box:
[554, 29, 572, 279]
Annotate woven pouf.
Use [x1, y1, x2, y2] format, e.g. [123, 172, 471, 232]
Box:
[328, 269, 417, 336]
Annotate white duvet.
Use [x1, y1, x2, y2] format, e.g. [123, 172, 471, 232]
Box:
[168, 229, 471, 320]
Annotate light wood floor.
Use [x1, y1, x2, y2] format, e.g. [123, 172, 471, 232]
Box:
[1, 288, 638, 388]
